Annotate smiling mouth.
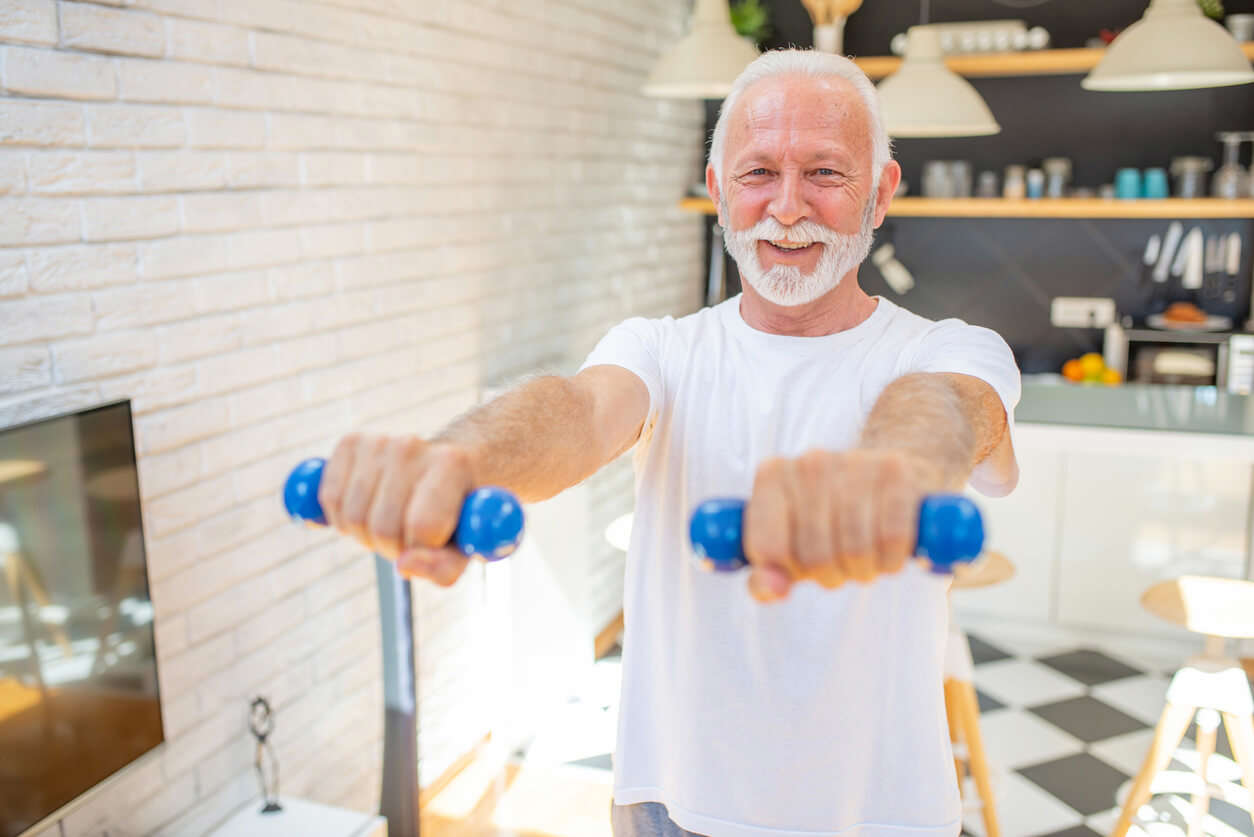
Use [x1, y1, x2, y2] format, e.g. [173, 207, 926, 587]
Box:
[765, 240, 818, 254]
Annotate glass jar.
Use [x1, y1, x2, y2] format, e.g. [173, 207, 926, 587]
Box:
[1003, 165, 1027, 199]
[1026, 168, 1046, 199]
[976, 170, 999, 198]
[1212, 132, 1251, 199]
[922, 161, 953, 198]
[1170, 156, 1213, 198]
[948, 161, 973, 198]
[1042, 157, 1072, 198]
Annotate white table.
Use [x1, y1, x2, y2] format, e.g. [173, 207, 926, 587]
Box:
[204, 798, 386, 837]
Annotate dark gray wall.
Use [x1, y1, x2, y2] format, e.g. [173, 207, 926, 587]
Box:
[763, 0, 1254, 54]
[859, 218, 1252, 372]
[705, 1, 1254, 372]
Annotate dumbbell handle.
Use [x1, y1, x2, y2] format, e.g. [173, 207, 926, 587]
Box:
[688, 493, 984, 574]
[283, 457, 524, 561]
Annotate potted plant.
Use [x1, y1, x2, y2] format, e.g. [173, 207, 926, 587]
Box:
[729, 0, 771, 45]
[1198, 0, 1223, 19]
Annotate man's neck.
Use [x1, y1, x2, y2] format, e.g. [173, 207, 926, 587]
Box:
[738, 271, 879, 337]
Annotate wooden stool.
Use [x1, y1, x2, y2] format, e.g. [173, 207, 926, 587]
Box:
[0, 459, 68, 717]
[0, 460, 63, 647]
[945, 550, 1015, 837]
[1111, 576, 1254, 837]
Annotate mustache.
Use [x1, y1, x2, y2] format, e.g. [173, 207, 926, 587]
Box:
[722, 196, 877, 246]
[738, 216, 842, 247]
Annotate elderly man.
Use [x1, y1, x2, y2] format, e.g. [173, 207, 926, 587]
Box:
[321, 49, 1019, 837]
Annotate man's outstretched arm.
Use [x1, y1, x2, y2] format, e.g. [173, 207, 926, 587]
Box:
[859, 372, 1017, 496]
[318, 365, 649, 585]
[436, 365, 651, 503]
[743, 372, 1016, 601]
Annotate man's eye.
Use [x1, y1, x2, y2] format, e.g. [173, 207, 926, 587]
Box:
[815, 168, 840, 177]
[744, 168, 770, 177]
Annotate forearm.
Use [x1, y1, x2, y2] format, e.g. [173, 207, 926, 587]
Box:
[858, 373, 1006, 491]
[434, 375, 603, 503]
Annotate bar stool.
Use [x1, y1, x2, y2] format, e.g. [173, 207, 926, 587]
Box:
[0, 459, 69, 721]
[1111, 576, 1254, 837]
[0, 460, 64, 652]
[945, 550, 1015, 837]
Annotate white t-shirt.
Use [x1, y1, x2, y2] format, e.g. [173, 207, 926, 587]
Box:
[579, 295, 1021, 837]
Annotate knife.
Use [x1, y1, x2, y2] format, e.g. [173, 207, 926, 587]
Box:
[1155, 221, 1183, 283]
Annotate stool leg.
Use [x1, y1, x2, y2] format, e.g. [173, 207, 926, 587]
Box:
[944, 679, 965, 798]
[1221, 711, 1254, 829]
[953, 679, 999, 837]
[5, 549, 73, 656]
[1112, 702, 1196, 837]
[1187, 709, 1219, 837]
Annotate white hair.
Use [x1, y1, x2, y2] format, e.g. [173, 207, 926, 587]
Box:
[708, 49, 893, 192]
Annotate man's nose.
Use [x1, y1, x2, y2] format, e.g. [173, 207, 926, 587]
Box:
[767, 172, 809, 227]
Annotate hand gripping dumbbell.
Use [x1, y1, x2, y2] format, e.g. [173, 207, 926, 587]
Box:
[688, 494, 984, 574]
[283, 457, 524, 560]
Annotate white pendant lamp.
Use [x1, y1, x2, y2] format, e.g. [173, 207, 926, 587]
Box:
[642, 0, 759, 99]
[1083, 0, 1254, 91]
[876, 26, 1000, 138]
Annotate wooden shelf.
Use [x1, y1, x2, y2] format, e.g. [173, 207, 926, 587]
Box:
[851, 42, 1254, 80]
[680, 196, 719, 214]
[680, 196, 1254, 219]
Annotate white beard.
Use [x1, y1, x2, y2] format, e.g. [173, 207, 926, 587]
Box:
[722, 197, 877, 307]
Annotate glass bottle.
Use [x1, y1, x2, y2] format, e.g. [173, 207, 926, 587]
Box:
[1026, 168, 1045, 199]
[922, 161, 953, 198]
[1212, 131, 1250, 199]
[1170, 156, 1213, 198]
[948, 161, 973, 198]
[1003, 165, 1027, 199]
[976, 170, 999, 198]
[1042, 157, 1072, 198]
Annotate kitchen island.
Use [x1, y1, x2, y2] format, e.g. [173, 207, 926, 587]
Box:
[957, 379, 1254, 642]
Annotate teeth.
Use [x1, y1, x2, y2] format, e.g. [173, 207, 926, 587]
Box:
[771, 241, 811, 251]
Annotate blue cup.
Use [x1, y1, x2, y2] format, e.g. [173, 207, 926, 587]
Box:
[1115, 168, 1143, 200]
[1143, 168, 1169, 200]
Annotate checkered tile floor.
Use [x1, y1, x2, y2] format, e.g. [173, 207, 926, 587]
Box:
[515, 635, 1254, 837]
[962, 634, 1254, 837]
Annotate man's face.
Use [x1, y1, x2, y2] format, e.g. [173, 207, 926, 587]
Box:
[713, 75, 883, 307]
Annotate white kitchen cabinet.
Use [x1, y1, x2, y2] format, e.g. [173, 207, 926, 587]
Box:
[957, 446, 1062, 624]
[953, 413, 1254, 640]
[1055, 452, 1249, 638]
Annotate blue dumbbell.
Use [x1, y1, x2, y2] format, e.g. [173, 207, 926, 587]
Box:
[688, 494, 984, 574]
[283, 457, 524, 560]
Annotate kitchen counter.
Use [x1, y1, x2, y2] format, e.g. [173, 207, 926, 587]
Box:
[1018, 378, 1254, 436]
[959, 377, 1254, 640]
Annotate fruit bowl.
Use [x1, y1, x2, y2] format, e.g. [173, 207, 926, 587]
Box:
[1061, 352, 1121, 386]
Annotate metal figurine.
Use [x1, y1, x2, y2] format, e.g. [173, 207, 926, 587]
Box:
[249, 696, 282, 814]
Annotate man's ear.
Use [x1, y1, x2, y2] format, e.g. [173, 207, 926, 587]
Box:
[873, 161, 902, 228]
[705, 165, 725, 227]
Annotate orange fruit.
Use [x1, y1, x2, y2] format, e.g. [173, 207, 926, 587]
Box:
[1079, 352, 1106, 379]
[1062, 359, 1084, 382]
[1101, 368, 1122, 386]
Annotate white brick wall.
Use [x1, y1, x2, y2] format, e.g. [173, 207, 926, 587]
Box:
[2, 0, 702, 834]
[59, 3, 166, 58]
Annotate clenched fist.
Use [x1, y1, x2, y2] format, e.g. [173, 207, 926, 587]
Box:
[318, 433, 477, 586]
[743, 449, 942, 602]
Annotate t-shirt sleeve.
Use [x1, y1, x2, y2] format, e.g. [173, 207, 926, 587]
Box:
[578, 316, 665, 420]
[901, 318, 1022, 497]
